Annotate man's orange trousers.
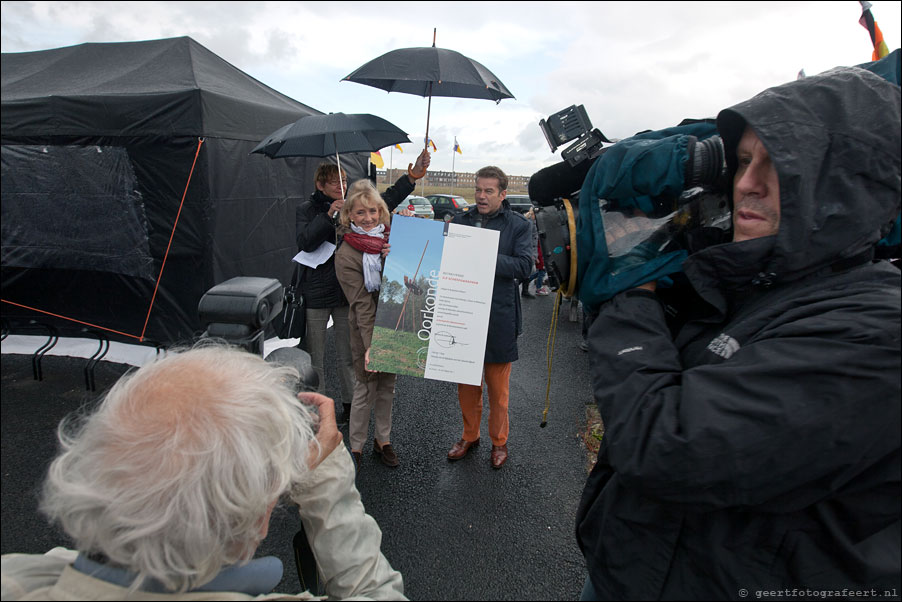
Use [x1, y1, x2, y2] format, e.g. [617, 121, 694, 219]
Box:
[457, 362, 511, 446]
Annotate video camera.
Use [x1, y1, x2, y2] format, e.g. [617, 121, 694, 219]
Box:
[530, 105, 729, 301]
[532, 106, 607, 294]
[539, 105, 612, 167]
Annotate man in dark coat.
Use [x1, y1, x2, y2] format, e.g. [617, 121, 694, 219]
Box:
[576, 67, 901, 599]
[446, 166, 533, 468]
[295, 151, 430, 422]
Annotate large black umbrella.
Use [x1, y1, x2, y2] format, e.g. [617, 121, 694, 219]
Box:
[342, 30, 514, 174]
[251, 112, 410, 197]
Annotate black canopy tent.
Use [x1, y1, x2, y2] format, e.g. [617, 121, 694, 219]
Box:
[1, 36, 367, 345]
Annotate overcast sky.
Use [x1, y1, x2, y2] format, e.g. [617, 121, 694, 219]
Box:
[2, 1, 900, 178]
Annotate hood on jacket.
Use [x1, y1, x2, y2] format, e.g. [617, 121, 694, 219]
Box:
[714, 67, 901, 284]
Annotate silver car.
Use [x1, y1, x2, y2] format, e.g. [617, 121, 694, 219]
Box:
[393, 195, 435, 219]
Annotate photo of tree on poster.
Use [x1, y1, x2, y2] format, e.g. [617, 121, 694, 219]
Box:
[369, 215, 498, 385]
[370, 216, 446, 377]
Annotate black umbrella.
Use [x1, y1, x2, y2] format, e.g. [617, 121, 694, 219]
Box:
[251, 112, 411, 197]
[342, 30, 514, 173]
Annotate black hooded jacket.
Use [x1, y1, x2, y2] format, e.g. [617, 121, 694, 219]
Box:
[576, 67, 901, 599]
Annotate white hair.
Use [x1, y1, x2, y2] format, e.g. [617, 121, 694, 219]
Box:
[40, 341, 318, 592]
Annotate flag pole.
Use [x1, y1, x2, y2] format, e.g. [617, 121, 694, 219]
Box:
[451, 137, 456, 196]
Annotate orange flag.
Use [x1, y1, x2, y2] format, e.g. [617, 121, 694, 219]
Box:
[859, 1, 890, 60]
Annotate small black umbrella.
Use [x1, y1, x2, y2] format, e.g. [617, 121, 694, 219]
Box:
[251, 112, 411, 197]
[342, 30, 514, 173]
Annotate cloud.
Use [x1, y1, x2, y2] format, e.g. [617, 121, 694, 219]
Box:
[3, 0, 900, 178]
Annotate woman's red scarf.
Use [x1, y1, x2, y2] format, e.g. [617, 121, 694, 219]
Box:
[343, 224, 390, 255]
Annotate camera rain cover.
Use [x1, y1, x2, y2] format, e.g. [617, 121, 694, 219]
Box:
[576, 122, 727, 311]
[600, 190, 729, 272]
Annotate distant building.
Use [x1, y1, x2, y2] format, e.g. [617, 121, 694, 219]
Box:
[376, 169, 529, 193]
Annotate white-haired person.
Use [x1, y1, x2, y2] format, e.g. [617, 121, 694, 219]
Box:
[334, 180, 404, 469]
[0, 342, 405, 600]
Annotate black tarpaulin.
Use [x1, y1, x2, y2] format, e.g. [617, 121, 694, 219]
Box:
[1, 36, 367, 344]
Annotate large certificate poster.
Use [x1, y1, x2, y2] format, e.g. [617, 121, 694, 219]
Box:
[368, 215, 499, 386]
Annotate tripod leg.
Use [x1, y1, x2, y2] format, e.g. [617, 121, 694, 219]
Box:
[292, 526, 322, 596]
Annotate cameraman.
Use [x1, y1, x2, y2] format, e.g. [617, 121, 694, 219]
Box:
[576, 67, 901, 599]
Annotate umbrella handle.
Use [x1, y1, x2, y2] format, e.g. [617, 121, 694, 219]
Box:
[408, 162, 426, 179]
[334, 135, 345, 199]
[410, 80, 432, 180]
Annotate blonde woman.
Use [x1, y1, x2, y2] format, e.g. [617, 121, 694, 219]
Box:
[334, 180, 404, 469]
[295, 150, 429, 424]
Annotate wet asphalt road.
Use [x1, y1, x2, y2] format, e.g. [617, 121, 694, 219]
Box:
[1, 292, 594, 600]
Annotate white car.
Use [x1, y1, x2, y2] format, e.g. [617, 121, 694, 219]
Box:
[393, 195, 435, 219]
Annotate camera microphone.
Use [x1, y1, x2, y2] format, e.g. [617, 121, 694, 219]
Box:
[528, 158, 596, 207]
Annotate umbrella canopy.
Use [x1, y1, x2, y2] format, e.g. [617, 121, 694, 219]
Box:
[250, 112, 410, 159]
[341, 46, 515, 102]
[342, 34, 514, 168]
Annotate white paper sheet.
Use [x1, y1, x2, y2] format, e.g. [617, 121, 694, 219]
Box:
[293, 241, 336, 268]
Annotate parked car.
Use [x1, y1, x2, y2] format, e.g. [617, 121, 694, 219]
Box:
[505, 194, 535, 215]
[393, 195, 435, 219]
[425, 193, 470, 222]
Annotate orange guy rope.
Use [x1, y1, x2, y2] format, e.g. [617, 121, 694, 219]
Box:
[2, 137, 206, 343]
[0, 300, 143, 340]
[139, 137, 205, 341]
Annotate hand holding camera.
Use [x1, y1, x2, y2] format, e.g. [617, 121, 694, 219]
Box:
[298, 392, 344, 471]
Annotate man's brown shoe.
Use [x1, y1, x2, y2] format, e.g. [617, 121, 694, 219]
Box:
[373, 440, 399, 467]
[491, 444, 508, 469]
[447, 438, 479, 461]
